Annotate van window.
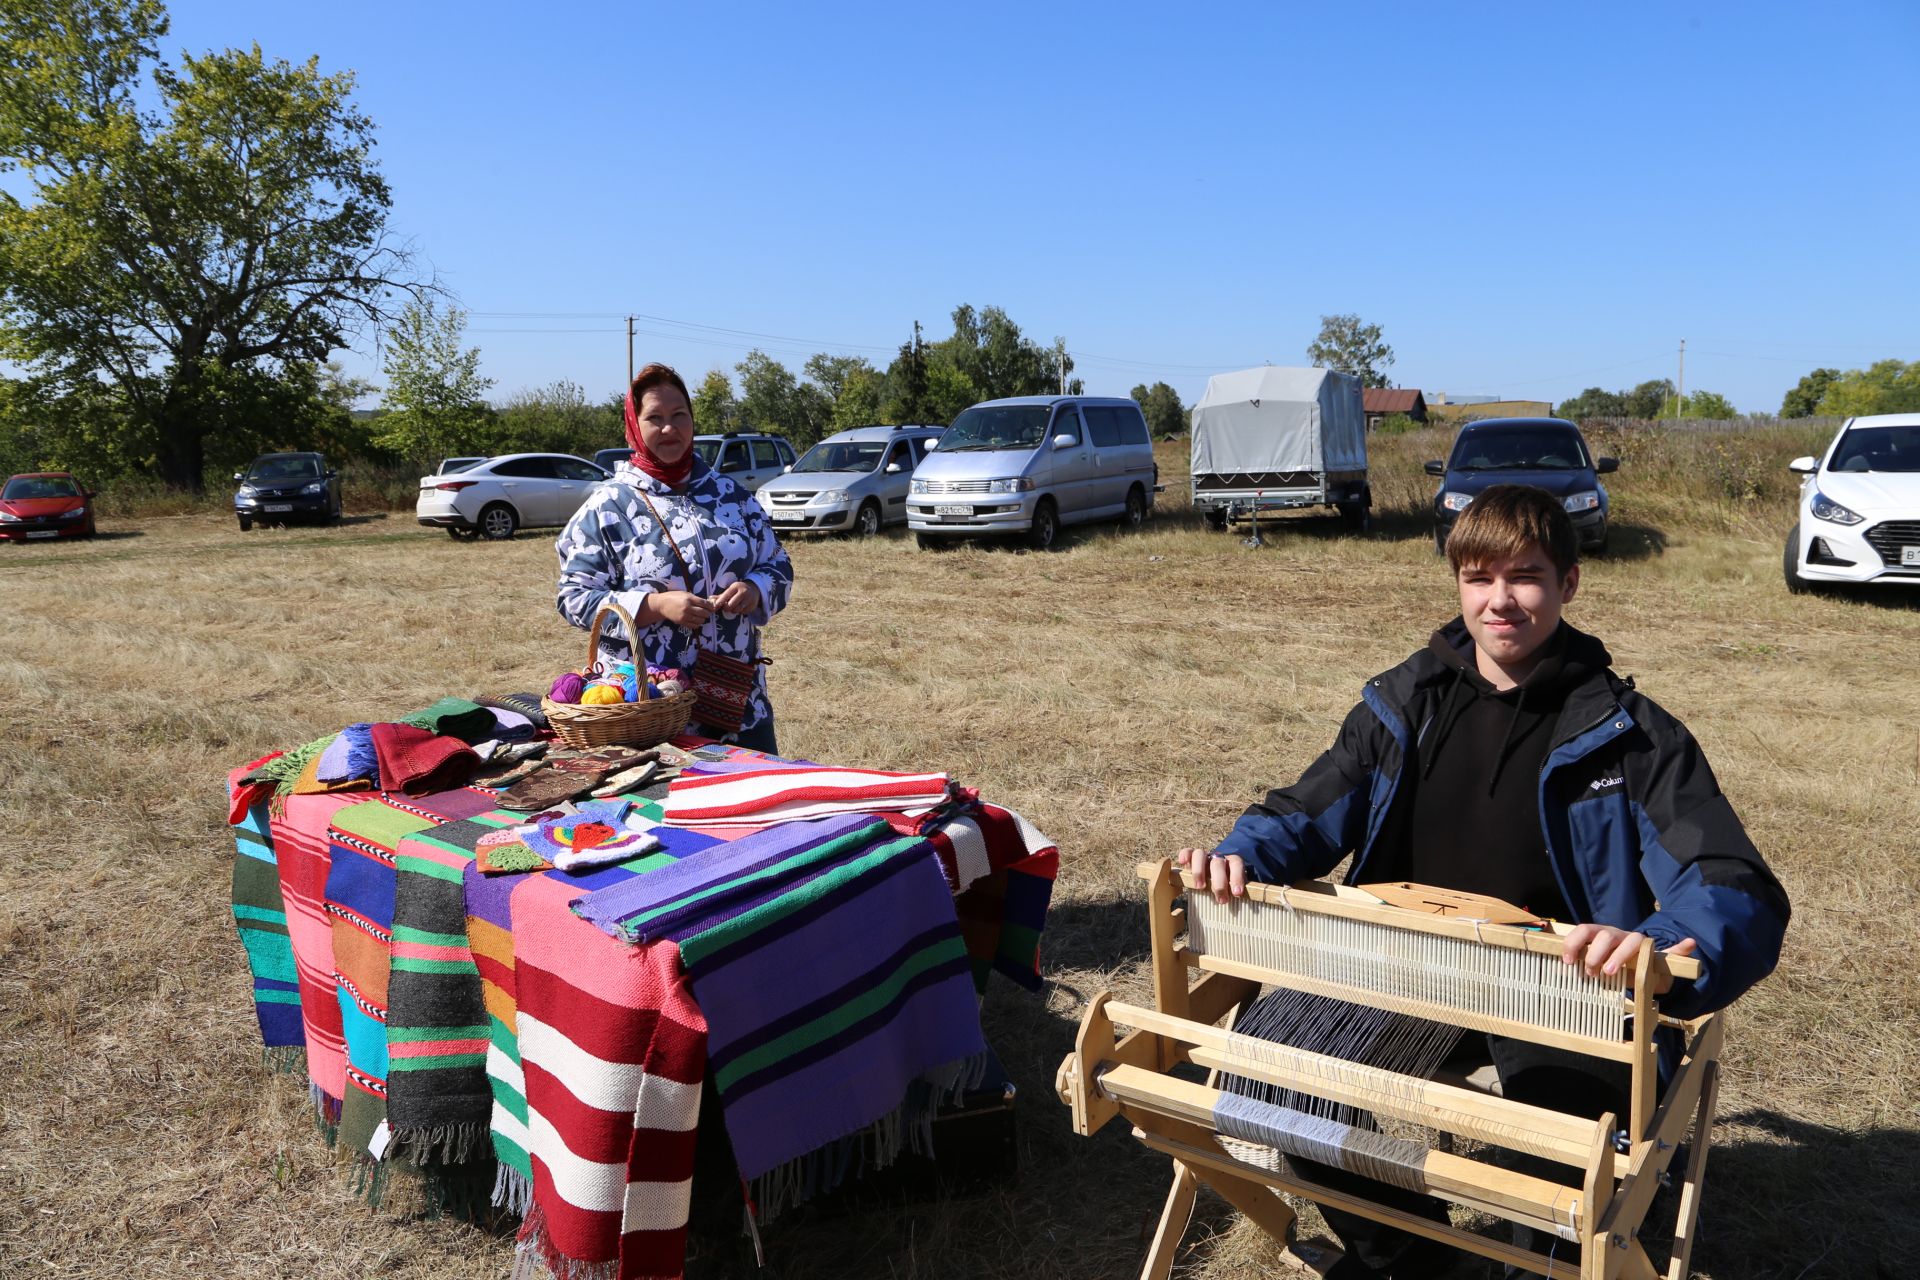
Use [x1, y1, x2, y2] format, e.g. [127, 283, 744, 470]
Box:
[1052, 406, 1083, 445]
[719, 443, 751, 473]
[1087, 407, 1123, 448]
[884, 441, 912, 472]
[1119, 404, 1151, 445]
[752, 439, 782, 469]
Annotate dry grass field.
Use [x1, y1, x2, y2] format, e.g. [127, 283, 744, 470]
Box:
[2, 425, 1915, 1279]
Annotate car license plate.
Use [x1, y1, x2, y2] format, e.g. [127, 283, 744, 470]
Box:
[1903, 546, 1920, 566]
[26, 530, 57, 539]
[265, 503, 293, 512]
[769, 511, 802, 523]
[935, 504, 972, 517]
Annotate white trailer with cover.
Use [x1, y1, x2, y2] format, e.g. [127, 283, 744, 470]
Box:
[1190, 366, 1370, 530]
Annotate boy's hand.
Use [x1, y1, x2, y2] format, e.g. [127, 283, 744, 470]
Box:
[1560, 924, 1698, 995]
[1174, 847, 1246, 903]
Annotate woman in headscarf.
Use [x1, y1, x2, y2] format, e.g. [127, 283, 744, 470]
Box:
[555, 363, 794, 752]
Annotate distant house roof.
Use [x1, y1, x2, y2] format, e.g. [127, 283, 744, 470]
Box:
[1363, 388, 1425, 415]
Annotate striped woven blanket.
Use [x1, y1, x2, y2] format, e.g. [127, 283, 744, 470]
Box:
[657, 766, 951, 830]
[269, 790, 364, 1117]
[228, 764, 303, 1061]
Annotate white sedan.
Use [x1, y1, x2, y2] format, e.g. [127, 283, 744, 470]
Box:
[416, 452, 610, 541]
[1784, 412, 1920, 591]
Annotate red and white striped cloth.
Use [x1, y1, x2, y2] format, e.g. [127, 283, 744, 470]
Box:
[658, 766, 951, 831]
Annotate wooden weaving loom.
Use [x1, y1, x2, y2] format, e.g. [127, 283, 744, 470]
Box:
[1055, 863, 1723, 1280]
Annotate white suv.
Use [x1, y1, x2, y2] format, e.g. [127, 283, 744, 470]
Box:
[1784, 412, 1920, 591]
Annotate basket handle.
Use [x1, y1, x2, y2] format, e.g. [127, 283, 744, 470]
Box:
[586, 599, 645, 676]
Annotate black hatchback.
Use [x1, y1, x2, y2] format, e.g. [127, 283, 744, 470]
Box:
[1425, 418, 1618, 553]
[233, 452, 342, 530]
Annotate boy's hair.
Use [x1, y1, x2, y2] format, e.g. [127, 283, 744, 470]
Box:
[1446, 484, 1579, 578]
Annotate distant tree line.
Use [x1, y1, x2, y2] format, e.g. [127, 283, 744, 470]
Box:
[1779, 360, 1920, 418]
[1556, 379, 1737, 421]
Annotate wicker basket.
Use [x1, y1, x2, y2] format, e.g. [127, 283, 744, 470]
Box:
[542, 601, 697, 749]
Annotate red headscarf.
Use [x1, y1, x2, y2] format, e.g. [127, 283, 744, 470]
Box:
[623, 385, 694, 487]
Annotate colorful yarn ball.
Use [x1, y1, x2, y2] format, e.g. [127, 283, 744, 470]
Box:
[580, 684, 625, 706]
[654, 678, 684, 697]
[548, 672, 587, 704]
[650, 667, 683, 684]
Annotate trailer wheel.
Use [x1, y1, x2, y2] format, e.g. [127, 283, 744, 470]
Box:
[1203, 509, 1228, 531]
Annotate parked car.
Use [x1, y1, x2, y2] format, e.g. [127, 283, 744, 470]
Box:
[436, 456, 488, 474]
[907, 396, 1156, 550]
[233, 452, 342, 530]
[1425, 418, 1616, 553]
[0, 471, 96, 541]
[758, 425, 944, 535]
[1783, 412, 1920, 592]
[694, 432, 795, 491]
[416, 452, 610, 540]
[592, 447, 632, 472]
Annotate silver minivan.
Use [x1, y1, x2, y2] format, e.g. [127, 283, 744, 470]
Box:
[907, 396, 1156, 549]
[758, 425, 945, 535]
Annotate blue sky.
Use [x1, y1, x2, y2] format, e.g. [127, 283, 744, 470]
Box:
[155, 0, 1917, 415]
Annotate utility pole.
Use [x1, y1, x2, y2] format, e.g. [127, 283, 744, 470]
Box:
[626, 315, 635, 389]
[1676, 338, 1686, 419]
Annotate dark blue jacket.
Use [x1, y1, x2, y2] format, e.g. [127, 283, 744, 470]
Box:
[1213, 620, 1789, 1018]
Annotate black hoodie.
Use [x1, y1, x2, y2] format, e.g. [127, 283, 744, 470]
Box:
[1367, 621, 1614, 922]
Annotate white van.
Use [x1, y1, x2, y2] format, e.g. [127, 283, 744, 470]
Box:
[907, 396, 1156, 549]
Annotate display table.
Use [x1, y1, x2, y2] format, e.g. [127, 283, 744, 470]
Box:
[228, 736, 1056, 1280]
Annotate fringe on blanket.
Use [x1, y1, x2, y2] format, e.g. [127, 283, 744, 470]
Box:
[309, 1083, 342, 1144]
[348, 1153, 391, 1211]
[513, 1200, 620, 1280]
[492, 1161, 534, 1218]
[745, 1051, 990, 1226]
[262, 1045, 307, 1076]
[388, 1120, 492, 1168]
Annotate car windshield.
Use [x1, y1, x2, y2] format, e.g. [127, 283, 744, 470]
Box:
[936, 405, 1053, 451]
[1449, 429, 1591, 471]
[791, 441, 885, 474]
[3, 476, 78, 499]
[248, 456, 321, 480]
[1829, 424, 1920, 473]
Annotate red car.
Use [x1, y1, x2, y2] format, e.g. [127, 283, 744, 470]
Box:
[0, 472, 97, 541]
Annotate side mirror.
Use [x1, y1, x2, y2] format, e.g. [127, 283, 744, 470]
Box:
[922, 439, 937, 451]
[232, 472, 244, 482]
[782, 464, 793, 473]
[1788, 456, 1817, 474]
[1053, 433, 1077, 450]
[1422, 460, 1445, 477]
[885, 462, 903, 474]
[1595, 457, 1619, 474]
[326, 470, 339, 479]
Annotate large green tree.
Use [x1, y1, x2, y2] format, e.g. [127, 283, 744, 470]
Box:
[735, 349, 831, 449]
[373, 300, 492, 463]
[881, 320, 932, 425]
[0, 0, 424, 489]
[1815, 359, 1920, 417]
[1556, 387, 1628, 419]
[690, 368, 737, 436]
[1623, 379, 1674, 419]
[1306, 314, 1395, 388]
[1130, 381, 1189, 437]
[1662, 389, 1738, 419]
[1779, 368, 1839, 418]
[934, 304, 1057, 399]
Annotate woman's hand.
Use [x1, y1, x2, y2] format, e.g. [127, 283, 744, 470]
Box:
[1174, 847, 1246, 903]
[1560, 924, 1698, 995]
[650, 590, 715, 630]
[711, 580, 762, 618]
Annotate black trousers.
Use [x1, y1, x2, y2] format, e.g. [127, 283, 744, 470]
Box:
[1290, 1035, 1631, 1273]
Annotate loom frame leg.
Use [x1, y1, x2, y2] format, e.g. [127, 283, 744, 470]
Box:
[1140, 1160, 1199, 1280]
[1663, 1060, 1720, 1280]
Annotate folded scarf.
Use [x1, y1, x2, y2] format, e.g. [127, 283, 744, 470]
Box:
[486, 706, 536, 742]
[399, 697, 497, 745]
[315, 732, 357, 783]
[370, 722, 479, 795]
[291, 750, 373, 796]
[340, 722, 380, 785]
[473, 691, 550, 731]
[658, 766, 950, 830]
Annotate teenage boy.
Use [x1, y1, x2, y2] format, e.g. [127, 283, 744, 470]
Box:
[1173, 484, 1789, 1278]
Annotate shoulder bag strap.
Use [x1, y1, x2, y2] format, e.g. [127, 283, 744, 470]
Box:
[635, 489, 706, 594]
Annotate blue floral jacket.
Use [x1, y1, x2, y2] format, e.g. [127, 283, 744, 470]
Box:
[554, 459, 794, 734]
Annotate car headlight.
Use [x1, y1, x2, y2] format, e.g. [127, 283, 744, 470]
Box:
[0, 512, 19, 523]
[1563, 490, 1601, 513]
[1810, 491, 1863, 526]
[237, 485, 256, 497]
[1440, 491, 1474, 513]
[302, 481, 326, 494]
[814, 489, 849, 504]
[909, 479, 929, 495]
[60, 509, 85, 519]
[988, 477, 1035, 494]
